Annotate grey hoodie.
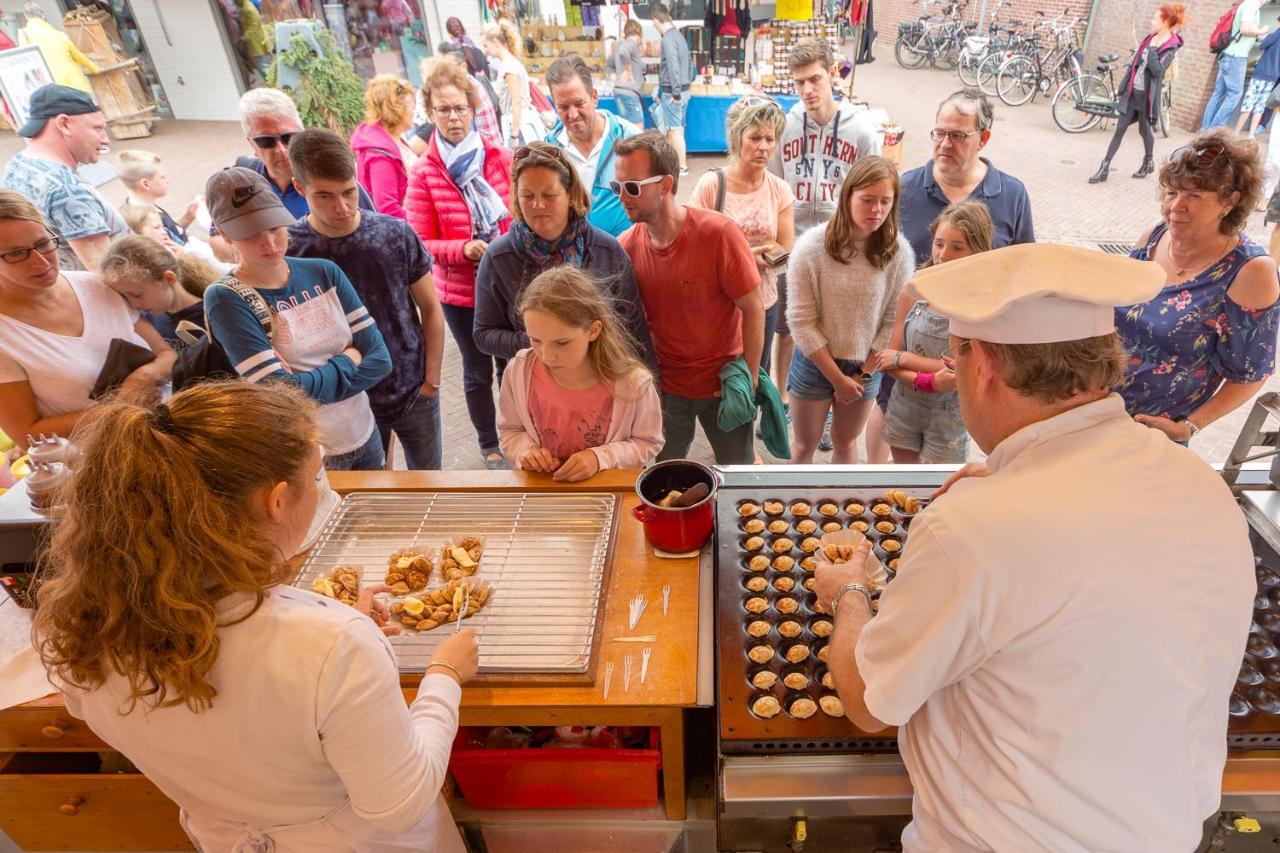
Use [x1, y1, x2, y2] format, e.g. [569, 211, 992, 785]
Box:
[659, 26, 692, 93]
[769, 98, 882, 234]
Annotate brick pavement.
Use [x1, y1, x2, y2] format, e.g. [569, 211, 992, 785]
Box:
[0, 57, 1274, 468]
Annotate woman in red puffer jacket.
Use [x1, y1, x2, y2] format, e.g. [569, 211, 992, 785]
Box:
[407, 58, 513, 469]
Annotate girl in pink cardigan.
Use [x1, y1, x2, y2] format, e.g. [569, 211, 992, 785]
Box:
[498, 267, 663, 481]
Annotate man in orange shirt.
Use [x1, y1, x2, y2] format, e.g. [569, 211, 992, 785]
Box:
[614, 131, 765, 464]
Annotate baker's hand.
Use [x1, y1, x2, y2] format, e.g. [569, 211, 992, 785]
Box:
[431, 628, 479, 683]
[933, 461, 991, 498]
[518, 447, 561, 473]
[354, 583, 401, 637]
[553, 449, 601, 482]
[1134, 413, 1191, 442]
[814, 540, 876, 615]
[834, 373, 864, 405]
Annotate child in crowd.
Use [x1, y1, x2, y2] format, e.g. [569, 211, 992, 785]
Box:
[497, 267, 662, 482]
[120, 202, 231, 272]
[873, 201, 992, 463]
[99, 234, 220, 352]
[203, 165, 392, 471]
[116, 149, 198, 245]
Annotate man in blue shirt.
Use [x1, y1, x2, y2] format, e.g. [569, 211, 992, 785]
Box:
[898, 89, 1035, 263]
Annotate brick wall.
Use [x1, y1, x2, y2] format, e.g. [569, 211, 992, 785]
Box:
[1080, 0, 1216, 132]
[870, 0, 1094, 60]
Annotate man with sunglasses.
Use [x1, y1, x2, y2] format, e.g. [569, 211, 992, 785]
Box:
[1, 84, 128, 271]
[815, 244, 1253, 851]
[615, 131, 765, 464]
[898, 89, 1034, 263]
[209, 89, 375, 261]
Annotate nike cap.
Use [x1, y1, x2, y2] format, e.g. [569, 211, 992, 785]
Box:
[205, 166, 297, 240]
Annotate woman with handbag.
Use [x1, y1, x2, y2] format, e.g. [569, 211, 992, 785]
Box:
[0, 191, 174, 450]
[1087, 4, 1184, 184]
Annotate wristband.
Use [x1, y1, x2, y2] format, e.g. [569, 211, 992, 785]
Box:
[913, 371, 937, 393]
[427, 660, 463, 683]
[892, 351, 904, 369]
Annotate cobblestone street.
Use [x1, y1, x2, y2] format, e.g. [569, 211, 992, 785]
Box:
[5, 53, 1275, 468]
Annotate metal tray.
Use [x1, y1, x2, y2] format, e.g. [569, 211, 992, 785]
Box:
[294, 492, 619, 686]
[715, 488, 930, 753]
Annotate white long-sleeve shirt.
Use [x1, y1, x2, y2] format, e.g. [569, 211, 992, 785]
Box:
[63, 586, 465, 852]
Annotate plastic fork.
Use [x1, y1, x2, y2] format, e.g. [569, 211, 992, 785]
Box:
[640, 647, 651, 684]
[603, 661, 614, 699]
[455, 585, 470, 633]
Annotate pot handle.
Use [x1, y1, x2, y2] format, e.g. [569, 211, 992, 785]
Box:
[631, 505, 655, 523]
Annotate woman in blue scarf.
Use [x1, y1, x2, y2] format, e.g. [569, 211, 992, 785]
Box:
[473, 142, 656, 369]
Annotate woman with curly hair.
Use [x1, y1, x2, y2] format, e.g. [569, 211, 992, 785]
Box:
[34, 381, 477, 851]
[1118, 129, 1280, 443]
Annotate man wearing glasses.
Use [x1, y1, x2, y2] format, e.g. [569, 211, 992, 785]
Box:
[0, 85, 128, 271]
[815, 244, 1253, 851]
[209, 88, 375, 261]
[897, 89, 1035, 263]
[614, 131, 764, 465]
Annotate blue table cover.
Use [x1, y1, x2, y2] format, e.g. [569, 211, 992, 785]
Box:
[597, 93, 800, 153]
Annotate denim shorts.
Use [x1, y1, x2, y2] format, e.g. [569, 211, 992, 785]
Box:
[786, 349, 882, 402]
[656, 91, 688, 130]
[884, 387, 968, 463]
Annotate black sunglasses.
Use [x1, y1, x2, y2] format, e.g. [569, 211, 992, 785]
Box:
[249, 132, 298, 150]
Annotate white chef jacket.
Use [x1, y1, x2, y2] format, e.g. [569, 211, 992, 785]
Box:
[857, 394, 1254, 852]
[62, 586, 465, 853]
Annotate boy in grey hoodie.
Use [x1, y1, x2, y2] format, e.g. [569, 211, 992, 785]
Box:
[769, 37, 881, 234]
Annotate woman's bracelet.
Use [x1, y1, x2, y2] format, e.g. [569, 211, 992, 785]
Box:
[427, 660, 463, 684]
[892, 351, 904, 370]
[913, 371, 937, 393]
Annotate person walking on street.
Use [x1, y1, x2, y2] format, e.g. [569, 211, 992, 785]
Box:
[652, 4, 693, 176]
[1089, 5, 1184, 183]
[613, 19, 647, 128]
[1201, 0, 1268, 131]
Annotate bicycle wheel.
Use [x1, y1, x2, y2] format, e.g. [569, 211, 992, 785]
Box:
[1160, 83, 1172, 137]
[957, 50, 983, 85]
[895, 33, 930, 69]
[932, 34, 960, 69]
[997, 56, 1038, 106]
[976, 53, 1004, 95]
[1051, 73, 1106, 133]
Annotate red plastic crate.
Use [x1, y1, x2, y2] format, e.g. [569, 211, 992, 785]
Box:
[449, 741, 661, 809]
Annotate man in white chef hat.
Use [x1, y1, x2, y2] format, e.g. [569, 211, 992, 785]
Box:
[816, 243, 1256, 851]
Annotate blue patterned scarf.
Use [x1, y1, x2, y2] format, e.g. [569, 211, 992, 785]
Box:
[510, 212, 591, 270]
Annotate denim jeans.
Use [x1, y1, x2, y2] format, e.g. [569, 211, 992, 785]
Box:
[378, 392, 442, 470]
[614, 90, 645, 127]
[1202, 55, 1248, 130]
[441, 303, 506, 452]
[657, 392, 755, 464]
[324, 428, 385, 471]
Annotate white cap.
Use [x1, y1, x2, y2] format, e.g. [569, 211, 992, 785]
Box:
[912, 244, 1166, 344]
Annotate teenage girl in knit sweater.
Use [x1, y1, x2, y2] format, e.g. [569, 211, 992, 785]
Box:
[785, 156, 914, 463]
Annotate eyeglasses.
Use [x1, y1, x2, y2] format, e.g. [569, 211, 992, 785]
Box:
[939, 339, 973, 362]
[930, 129, 981, 143]
[609, 175, 665, 197]
[433, 105, 472, 117]
[0, 233, 62, 264]
[1169, 142, 1227, 169]
[249, 132, 298, 150]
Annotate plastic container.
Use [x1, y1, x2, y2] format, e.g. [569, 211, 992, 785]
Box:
[449, 739, 661, 810]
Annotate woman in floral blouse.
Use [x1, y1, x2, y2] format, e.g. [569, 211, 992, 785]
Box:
[1118, 129, 1280, 443]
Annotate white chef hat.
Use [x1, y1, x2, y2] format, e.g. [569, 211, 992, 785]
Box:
[911, 243, 1166, 344]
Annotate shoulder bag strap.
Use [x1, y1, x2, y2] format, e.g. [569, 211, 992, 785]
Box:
[713, 167, 727, 212]
[219, 275, 275, 338]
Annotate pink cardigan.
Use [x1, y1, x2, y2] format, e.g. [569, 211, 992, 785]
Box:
[498, 349, 664, 471]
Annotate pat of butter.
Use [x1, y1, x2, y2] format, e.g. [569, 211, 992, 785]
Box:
[450, 547, 476, 568]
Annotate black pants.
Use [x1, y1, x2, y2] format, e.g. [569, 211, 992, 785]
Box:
[1105, 101, 1154, 162]
[441, 303, 506, 453]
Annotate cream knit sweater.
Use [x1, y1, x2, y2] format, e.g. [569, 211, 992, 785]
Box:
[785, 225, 915, 360]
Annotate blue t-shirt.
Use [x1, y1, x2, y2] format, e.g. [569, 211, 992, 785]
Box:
[288, 212, 434, 423]
[1, 151, 130, 241]
[898, 158, 1035, 264]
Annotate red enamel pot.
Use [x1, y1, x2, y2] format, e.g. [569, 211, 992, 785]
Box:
[631, 459, 720, 553]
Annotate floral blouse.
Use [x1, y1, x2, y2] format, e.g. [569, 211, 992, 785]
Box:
[1118, 222, 1280, 421]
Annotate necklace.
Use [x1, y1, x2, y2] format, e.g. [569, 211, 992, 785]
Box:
[1166, 232, 1234, 279]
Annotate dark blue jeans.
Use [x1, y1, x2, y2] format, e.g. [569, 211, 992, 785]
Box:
[442, 303, 506, 452]
[378, 392, 443, 470]
[324, 428, 385, 471]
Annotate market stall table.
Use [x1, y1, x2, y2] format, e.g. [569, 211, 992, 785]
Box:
[598, 93, 799, 153]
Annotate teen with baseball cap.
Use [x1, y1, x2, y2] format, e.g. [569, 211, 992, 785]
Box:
[202, 166, 393, 470]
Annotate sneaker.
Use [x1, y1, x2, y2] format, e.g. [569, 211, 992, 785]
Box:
[818, 412, 833, 452]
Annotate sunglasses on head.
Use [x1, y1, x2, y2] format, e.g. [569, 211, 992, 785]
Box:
[249, 132, 298, 150]
[608, 175, 665, 197]
[514, 144, 568, 163]
[1169, 142, 1227, 169]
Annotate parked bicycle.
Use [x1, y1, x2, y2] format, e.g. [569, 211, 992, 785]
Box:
[895, 0, 976, 70]
[995, 10, 1086, 106]
[1050, 51, 1174, 136]
[974, 19, 1043, 96]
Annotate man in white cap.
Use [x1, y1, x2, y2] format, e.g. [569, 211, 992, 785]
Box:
[815, 243, 1255, 851]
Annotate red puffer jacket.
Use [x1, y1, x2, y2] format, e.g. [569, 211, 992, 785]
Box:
[406, 135, 513, 308]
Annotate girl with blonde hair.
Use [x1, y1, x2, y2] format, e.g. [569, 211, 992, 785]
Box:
[871, 200, 994, 463]
[35, 380, 477, 851]
[99, 234, 221, 352]
[498, 266, 662, 481]
[482, 18, 546, 145]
